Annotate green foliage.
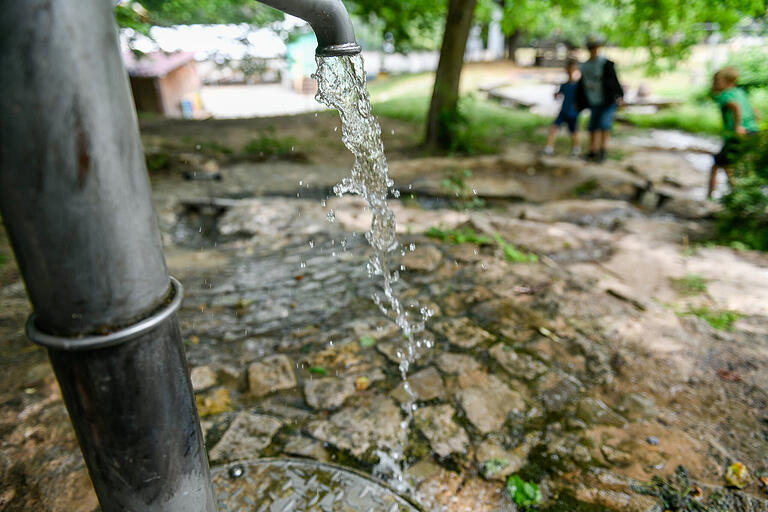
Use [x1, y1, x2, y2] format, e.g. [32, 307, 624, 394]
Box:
[507, 474, 543, 510]
[683, 306, 743, 331]
[729, 47, 768, 90]
[244, 134, 297, 159]
[359, 336, 376, 348]
[425, 227, 538, 262]
[631, 465, 708, 511]
[481, 458, 510, 479]
[607, 0, 765, 72]
[116, 0, 283, 28]
[493, 234, 539, 263]
[426, 226, 493, 245]
[145, 152, 171, 171]
[441, 169, 486, 209]
[346, 0, 446, 52]
[717, 132, 768, 250]
[309, 366, 327, 375]
[622, 103, 722, 135]
[669, 274, 708, 296]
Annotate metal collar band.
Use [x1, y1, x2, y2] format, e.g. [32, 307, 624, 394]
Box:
[26, 276, 184, 351]
[316, 42, 362, 57]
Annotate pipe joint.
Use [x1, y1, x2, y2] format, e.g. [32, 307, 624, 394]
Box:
[26, 277, 184, 351]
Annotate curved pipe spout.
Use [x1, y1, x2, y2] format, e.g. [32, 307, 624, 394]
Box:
[258, 0, 361, 56]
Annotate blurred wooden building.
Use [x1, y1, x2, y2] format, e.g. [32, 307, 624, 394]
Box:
[123, 51, 202, 118]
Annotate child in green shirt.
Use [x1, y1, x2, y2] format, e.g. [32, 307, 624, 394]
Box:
[709, 67, 759, 198]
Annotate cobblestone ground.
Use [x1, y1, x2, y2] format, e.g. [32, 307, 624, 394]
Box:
[2, 139, 768, 511]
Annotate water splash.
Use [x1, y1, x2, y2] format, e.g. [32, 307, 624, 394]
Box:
[314, 54, 430, 486]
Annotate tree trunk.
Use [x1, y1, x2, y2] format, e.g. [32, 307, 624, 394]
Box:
[506, 29, 521, 63]
[424, 0, 477, 150]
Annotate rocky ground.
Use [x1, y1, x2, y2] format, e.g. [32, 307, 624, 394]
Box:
[1, 115, 767, 511]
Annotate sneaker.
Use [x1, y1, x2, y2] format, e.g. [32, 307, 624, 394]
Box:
[597, 150, 606, 162]
[542, 146, 554, 156]
[570, 147, 582, 157]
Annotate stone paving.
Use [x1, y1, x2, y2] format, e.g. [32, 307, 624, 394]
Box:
[2, 138, 768, 511]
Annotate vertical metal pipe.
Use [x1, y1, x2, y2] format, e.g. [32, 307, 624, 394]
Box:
[0, 1, 216, 510]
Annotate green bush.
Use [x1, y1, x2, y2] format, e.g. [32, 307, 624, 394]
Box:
[717, 132, 768, 250]
[729, 47, 768, 90]
[244, 132, 297, 158]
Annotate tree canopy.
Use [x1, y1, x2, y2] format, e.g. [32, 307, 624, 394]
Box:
[115, 0, 283, 35]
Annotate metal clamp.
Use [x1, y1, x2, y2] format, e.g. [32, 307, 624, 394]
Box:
[26, 276, 184, 351]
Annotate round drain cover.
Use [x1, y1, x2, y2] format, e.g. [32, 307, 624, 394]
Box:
[212, 458, 421, 511]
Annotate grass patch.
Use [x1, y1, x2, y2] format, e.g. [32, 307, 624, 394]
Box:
[669, 274, 708, 296]
[621, 103, 722, 135]
[682, 306, 742, 331]
[493, 234, 538, 263]
[440, 169, 486, 210]
[426, 226, 492, 245]
[425, 227, 538, 262]
[569, 178, 599, 197]
[244, 133, 297, 159]
[187, 140, 234, 155]
[373, 94, 549, 154]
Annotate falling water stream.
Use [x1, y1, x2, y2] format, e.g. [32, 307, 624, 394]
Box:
[313, 55, 433, 491]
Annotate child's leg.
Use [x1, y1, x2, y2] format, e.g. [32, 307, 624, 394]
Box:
[571, 131, 580, 151]
[545, 124, 558, 149]
[600, 130, 611, 151]
[707, 164, 719, 199]
[589, 130, 599, 152]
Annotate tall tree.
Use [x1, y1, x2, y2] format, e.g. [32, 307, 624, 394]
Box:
[424, 0, 478, 149]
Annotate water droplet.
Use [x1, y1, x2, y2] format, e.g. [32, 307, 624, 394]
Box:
[299, 261, 307, 268]
[194, 144, 201, 150]
[333, 126, 338, 132]
[309, 240, 315, 248]
[298, 180, 303, 186]
[326, 209, 336, 222]
[390, 129, 395, 135]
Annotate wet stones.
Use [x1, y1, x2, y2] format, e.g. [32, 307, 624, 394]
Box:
[303, 377, 356, 410]
[391, 367, 445, 403]
[489, 343, 548, 381]
[575, 397, 626, 427]
[247, 354, 297, 397]
[476, 435, 536, 480]
[282, 435, 329, 462]
[307, 396, 404, 458]
[431, 317, 494, 349]
[539, 374, 582, 413]
[190, 365, 217, 391]
[456, 372, 526, 434]
[599, 444, 632, 467]
[209, 412, 283, 463]
[435, 353, 482, 375]
[402, 244, 443, 272]
[376, 335, 432, 365]
[617, 392, 659, 421]
[413, 404, 469, 458]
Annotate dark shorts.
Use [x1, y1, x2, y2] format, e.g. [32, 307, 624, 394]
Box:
[587, 103, 617, 132]
[553, 112, 579, 133]
[714, 135, 754, 167]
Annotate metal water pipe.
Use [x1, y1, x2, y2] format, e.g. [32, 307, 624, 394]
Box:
[0, 0, 359, 511]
